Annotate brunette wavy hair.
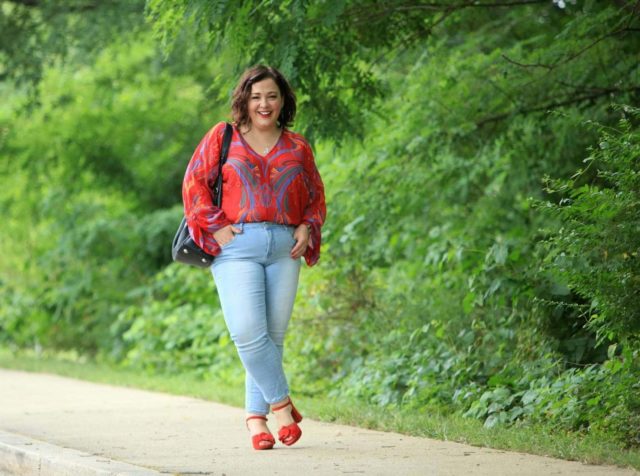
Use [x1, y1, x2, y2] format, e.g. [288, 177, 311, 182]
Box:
[231, 65, 297, 130]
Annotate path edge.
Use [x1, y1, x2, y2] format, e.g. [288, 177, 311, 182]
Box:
[0, 430, 160, 476]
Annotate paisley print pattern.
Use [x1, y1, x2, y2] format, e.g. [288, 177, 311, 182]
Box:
[182, 121, 326, 266]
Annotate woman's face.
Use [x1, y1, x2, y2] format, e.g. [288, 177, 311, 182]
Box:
[247, 78, 284, 131]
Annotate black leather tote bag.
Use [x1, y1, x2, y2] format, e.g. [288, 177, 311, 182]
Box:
[172, 123, 233, 268]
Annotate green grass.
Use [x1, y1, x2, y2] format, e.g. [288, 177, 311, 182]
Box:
[1, 346, 639, 471]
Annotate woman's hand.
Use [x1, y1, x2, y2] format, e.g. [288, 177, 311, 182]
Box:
[213, 224, 242, 247]
[291, 224, 310, 259]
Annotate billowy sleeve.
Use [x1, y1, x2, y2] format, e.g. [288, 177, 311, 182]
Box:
[300, 141, 327, 266]
[182, 122, 231, 256]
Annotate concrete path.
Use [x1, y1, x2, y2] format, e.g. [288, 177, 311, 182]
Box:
[0, 368, 637, 476]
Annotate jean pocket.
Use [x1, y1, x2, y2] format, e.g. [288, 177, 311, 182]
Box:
[220, 235, 237, 248]
[220, 223, 244, 248]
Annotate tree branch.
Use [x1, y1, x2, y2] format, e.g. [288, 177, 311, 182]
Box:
[345, 0, 547, 26]
[370, 8, 453, 66]
[7, 0, 128, 14]
[476, 85, 640, 128]
[391, 0, 548, 10]
[7, 0, 40, 6]
[500, 3, 640, 71]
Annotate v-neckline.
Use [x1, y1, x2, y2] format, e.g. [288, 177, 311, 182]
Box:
[237, 126, 284, 159]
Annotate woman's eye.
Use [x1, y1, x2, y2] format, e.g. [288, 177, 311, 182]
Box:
[250, 94, 278, 100]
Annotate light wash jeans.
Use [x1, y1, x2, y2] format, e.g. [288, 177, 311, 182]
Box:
[211, 222, 301, 415]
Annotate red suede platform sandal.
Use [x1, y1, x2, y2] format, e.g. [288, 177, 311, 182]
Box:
[246, 415, 275, 450]
[271, 397, 303, 446]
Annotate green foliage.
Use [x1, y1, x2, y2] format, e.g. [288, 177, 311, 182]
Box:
[0, 0, 145, 91]
[0, 34, 215, 351]
[113, 264, 241, 382]
[146, 1, 639, 143]
[538, 106, 640, 343]
[1, 0, 639, 450]
[463, 347, 640, 446]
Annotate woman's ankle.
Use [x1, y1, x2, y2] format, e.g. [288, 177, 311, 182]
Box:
[246, 414, 270, 435]
[271, 397, 291, 411]
[271, 402, 294, 426]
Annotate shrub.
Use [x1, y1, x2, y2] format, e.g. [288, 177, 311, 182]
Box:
[538, 105, 640, 344]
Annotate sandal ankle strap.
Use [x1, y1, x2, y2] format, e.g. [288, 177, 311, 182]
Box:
[271, 398, 292, 412]
[246, 415, 268, 422]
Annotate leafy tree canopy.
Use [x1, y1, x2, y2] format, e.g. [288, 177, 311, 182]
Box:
[1, 0, 145, 90]
[146, 0, 640, 141]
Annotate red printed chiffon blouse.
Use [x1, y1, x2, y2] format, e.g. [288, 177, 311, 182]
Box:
[182, 122, 327, 266]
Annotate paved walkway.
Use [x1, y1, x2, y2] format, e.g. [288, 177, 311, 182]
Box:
[0, 368, 637, 476]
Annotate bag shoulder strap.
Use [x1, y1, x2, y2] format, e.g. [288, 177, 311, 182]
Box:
[219, 122, 233, 167]
[213, 122, 233, 207]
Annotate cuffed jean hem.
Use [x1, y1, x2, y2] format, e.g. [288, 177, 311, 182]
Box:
[246, 391, 290, 416]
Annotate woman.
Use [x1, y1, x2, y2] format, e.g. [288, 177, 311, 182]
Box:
[182, 65, 326, 450]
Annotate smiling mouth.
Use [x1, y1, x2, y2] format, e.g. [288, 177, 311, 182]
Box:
[257, 111, 272, 117]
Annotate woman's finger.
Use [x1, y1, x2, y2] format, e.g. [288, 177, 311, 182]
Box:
[290, 238, 307, 258]
[290, 239, 301, 256]
[215, 225, 239, 246]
